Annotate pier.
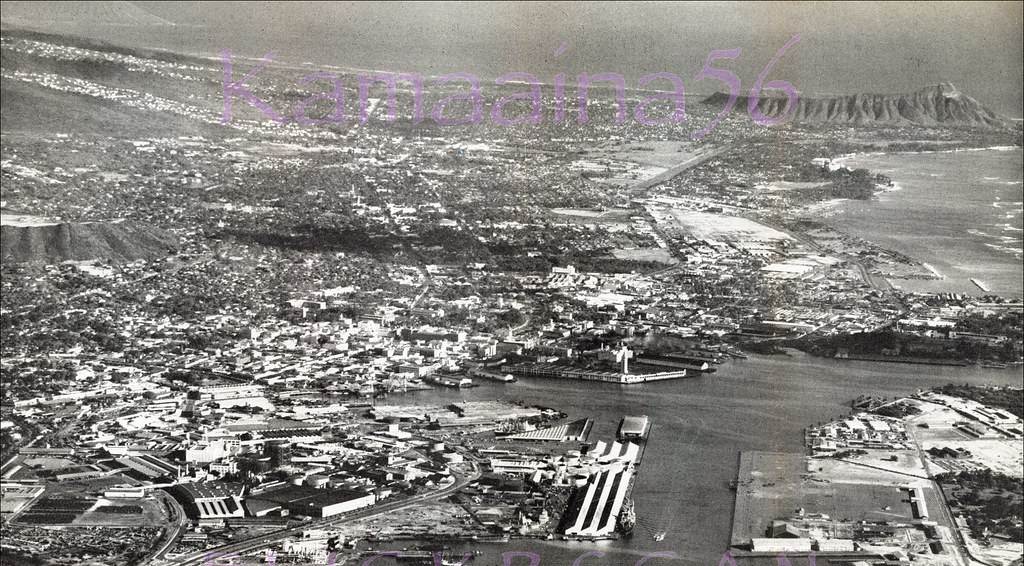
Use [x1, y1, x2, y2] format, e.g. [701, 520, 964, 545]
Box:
[561, 440, 641, 539]
[971, 278, 991, 292]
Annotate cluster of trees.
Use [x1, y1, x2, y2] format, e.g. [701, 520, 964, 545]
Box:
[832, 449, 869, 459]
[493, 253, 666, 274]
[871, 402, 922, 418]
[784, 163, 892, 200]
[1, 303, 127, 353]
[827, 167, 892, 199]
[0, 415, 40, 463]
[493, 255, 553, 272]
[559, 255, 665, 274]
[939, 469, 1023, 542]
[796, 328, 1019, 364]
[933, 384, 1023, 418]
[226, 224, 397, 255]
[958, 312, 1024, 342]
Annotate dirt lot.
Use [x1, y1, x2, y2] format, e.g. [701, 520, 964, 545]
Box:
[731, 451, 941, 546]
[907, 400, 1024, 478]
[71, 496, 167, 527]
[610, 248, 677, 264]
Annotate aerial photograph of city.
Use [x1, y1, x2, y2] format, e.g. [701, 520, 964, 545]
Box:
[0, 1, 1021, 565]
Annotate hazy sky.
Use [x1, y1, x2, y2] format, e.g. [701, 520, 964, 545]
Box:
[4, 1, 1023, 116]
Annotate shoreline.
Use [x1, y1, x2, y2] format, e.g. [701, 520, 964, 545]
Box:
[798, 180, 906, 216]
[803, 144, 1021, 214]
[830, 144, 1021, 168]
[807, 146, 1022, 297]
[745, 345, 1021, 369]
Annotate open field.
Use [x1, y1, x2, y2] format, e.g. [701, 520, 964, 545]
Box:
[576, 141, 728, 188]
[72, 496, 167, 527]
[814, 456, 929, 485]
[610, 247, 677, 264]
[757, 181, 831, 192]
[328, 502, 490, 539]
[731, 451, 941, 547]
[601, 141, 701, 169]
[549, 208, 634, 224]
[15, 496, 94, 525]
[655, 208, 793, 241]
[22, 456, 78, 470]
[904, 398, 1024, 478]
[923, 438, 1024, 477]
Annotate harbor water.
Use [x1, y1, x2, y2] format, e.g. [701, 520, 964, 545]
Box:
[377, 351, 1022, 566]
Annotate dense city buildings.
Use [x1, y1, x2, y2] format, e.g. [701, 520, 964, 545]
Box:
[1, 3, 1022, 566]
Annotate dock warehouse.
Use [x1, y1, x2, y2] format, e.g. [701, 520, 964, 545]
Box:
[246, 485, 375, 518]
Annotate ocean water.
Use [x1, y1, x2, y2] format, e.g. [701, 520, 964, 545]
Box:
[377, 352, 1022, 566]
[832, 148, 1023, 296]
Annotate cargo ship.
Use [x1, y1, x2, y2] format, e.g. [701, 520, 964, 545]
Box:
[617, 498, 636, 535]
[425, 375, 475, 388]
[467, 368, 517, 382]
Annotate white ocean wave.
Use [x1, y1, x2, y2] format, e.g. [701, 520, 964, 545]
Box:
[992, 201, 1023, 209]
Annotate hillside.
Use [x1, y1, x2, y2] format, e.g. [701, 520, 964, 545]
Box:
[0, 29, 230, 138]
[0, 77, 223, 138]
[0, 1, 174, 28]
[0, 218, 178, 264]
[704, 83, 1014, 129]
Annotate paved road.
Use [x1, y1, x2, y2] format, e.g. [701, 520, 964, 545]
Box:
[905, 418, 976, 566]
[145, 490, 189, 564]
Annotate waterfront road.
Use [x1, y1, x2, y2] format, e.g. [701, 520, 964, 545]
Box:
[160, 462, 480, 566]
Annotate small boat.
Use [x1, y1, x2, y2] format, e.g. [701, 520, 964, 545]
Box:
[653, 531, 666, 542]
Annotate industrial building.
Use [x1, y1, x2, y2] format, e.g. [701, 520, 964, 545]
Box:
[116, 454, 181, 480]
[179, 482, 246, 521]
[246, 485, 375, 519]
[750, 538, 813, 553]
[617, 415, 650, 441]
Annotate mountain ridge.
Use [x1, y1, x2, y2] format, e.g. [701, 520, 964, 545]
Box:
[704, 83, 1015, 128]
[1, 219, 179, 264]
